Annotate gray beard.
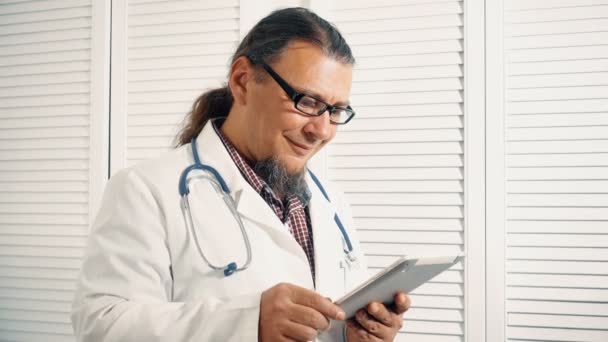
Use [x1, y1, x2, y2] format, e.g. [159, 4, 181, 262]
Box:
[253, 157, 308, 201]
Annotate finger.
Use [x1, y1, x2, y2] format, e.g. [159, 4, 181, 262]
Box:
[346, 319, 383, 342]
[281, 320, 319, 342]
[391, 292, 411, 315]
[288, 304, 331, 331]
[292, 287, 345, 321]
[366, 302, 394, 327]
[355, 308, 391, 339]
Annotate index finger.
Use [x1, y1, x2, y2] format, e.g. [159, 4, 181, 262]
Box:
[292, 287, 346, 321]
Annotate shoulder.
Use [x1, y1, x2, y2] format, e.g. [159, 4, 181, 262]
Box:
[109, 145, 192, 196]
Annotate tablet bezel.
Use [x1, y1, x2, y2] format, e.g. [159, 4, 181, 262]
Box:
[335, 255, 462, 319]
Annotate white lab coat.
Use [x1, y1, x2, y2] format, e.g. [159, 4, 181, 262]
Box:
[72, 121, 369, 341]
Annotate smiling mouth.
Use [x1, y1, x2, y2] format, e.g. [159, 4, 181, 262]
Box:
[286, 138, 314, 156]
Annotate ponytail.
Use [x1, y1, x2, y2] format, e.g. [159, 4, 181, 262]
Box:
[176, 86, 233, 146]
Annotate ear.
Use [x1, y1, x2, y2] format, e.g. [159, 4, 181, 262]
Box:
[227, 56, 255, 106]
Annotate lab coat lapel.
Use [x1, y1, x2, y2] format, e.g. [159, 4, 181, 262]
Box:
[195, 123, 310, 269]
[235, 185, 315, 272]
[307, 173, 344, 298]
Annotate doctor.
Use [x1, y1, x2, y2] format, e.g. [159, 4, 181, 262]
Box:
[72, 7, 409, 342]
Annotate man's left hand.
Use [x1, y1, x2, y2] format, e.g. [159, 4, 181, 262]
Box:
[345, 291, 410, 341]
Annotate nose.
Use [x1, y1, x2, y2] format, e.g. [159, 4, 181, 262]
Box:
[303, 110, 334, 142]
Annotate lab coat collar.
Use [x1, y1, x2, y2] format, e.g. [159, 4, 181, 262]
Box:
[194, 120, 248, 197]
[194, 121, 282, 228]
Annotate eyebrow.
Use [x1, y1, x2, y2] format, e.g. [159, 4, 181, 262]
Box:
[297, 86, 351, 107]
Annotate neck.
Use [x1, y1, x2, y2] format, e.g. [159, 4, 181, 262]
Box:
[220, 110, 256, 165]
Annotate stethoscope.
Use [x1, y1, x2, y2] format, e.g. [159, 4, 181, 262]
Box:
[178, 136, 356, 277]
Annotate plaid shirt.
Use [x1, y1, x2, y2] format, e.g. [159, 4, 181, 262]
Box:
[212, 121, 316, 280]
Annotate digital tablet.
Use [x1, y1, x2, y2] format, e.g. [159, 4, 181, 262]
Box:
[336, 255, 463, 319]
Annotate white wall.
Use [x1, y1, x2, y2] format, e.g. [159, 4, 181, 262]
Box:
[487, 0, 608, 341]
[327, 1, 473, 340]
[0, 1, 109, 340]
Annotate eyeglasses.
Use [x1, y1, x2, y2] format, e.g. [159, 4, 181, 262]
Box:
[248, 57, 356, 125]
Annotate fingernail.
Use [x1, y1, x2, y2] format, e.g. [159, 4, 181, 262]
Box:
[369, 304, 378, 313]
[336, 310, 345, 320]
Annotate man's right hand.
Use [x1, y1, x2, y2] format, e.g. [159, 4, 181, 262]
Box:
[259, 283, 346, 342]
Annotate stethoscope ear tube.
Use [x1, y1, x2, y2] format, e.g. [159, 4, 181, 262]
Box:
[181, 187, 252, 277]
[180, 194, 216, 270]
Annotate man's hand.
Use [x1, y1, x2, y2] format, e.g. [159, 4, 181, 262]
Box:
[259, 283, 346, 342]
[345, 292, 410, 341]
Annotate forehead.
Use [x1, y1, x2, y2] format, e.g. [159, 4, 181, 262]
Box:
[269, 41, 353, 104]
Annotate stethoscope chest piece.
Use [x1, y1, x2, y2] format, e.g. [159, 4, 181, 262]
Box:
[344, 252, 359, 270]
[223, 262, 238, 276]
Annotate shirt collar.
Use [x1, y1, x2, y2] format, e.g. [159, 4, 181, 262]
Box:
[211, 119, 311, 207]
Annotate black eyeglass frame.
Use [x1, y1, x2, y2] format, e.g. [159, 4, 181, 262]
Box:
[247, 56, 356, 125]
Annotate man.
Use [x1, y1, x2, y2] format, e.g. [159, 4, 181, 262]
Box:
[73, 7, 409, 341]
